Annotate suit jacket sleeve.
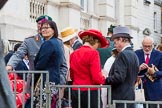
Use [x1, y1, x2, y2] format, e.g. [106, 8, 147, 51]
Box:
[154, 71, 162, 78]
[105, 52, 127, 84]
[7, 39, 28, 69]
[154, 52, 162, 78]
[58, 40, 68, 85]
[89, 51, 105, 84]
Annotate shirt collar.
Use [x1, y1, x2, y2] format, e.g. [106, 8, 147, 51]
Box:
[71, 40, 78, 47]
[38, 34, 45, 43]
[122, 44, 131, 51]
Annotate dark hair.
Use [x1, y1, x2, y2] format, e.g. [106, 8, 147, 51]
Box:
[14, 43, 21, 51]
[41, 20, 58, 38]
[115, 37, 131, 43]
[82, 35, 101, 46]
[112, 49, 118, 57]
[64, 41, 70, 45]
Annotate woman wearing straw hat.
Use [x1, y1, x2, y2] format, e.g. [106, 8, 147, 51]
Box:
[70, 29, 109, 108]
[60, 27, 79, 84]
[60, 27, 79, 107]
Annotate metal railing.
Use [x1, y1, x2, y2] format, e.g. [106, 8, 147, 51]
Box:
[113, 100, 162, 108]
[53, 85, 112, 108]
[8, 70, 50, 108]
[8, 71, 162, 108]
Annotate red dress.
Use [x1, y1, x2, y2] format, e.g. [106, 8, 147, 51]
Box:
[70, 46, 105, 90]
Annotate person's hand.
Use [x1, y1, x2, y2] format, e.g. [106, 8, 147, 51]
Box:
[134, 77, 142, 88]
[6, 65, 13, 71]
[147, 64, 158, 75]
[139, 63, 148, 71]
[102, 71, 107, 79]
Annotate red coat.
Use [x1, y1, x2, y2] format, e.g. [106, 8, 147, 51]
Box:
[70, 46, 105, 90]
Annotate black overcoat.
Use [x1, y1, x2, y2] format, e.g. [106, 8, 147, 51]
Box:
[106, 47, 139, 108]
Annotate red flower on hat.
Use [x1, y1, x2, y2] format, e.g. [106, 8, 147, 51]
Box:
[78, 29, 109, 48]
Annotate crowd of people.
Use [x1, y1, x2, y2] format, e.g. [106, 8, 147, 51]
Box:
[4, 14, 162, 108]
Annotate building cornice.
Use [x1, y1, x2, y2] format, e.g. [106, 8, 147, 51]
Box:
[80, 12, 117, 22]
[47, 0, 60, 7]
[59, 2, 81, 11]
[47, 1, 81, 10]
[98, 2, 113, 8]
[126, 25, 140, 32]
[81, 12, 99, 20]
[124, 5, 138, 9]
[99, 16, 116, 22]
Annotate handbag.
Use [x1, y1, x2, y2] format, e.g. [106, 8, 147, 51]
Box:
[61, 98, 72, 108]
[135, 79, 145, 101]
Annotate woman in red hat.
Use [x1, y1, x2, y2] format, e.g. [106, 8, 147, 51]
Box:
[70, 29, 109, 108]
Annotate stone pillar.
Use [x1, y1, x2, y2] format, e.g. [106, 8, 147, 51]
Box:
[59, 1, 81, 30]
[87, 0, 94, 14]
[97, 0, 116, 36]
[115, 0, 125, 25]
[124, 0, 139, 50]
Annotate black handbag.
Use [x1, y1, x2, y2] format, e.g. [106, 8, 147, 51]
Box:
[61, 98, 72, 108]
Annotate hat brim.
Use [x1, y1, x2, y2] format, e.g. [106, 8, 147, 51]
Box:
[79, 31, 109, 48]
[111, 33, 133, 41]
[62, 32, 77, 42]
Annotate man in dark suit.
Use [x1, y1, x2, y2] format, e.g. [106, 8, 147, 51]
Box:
[15, 54, 29, 80]
[71, 37, 82, 50]
[61, 27, 82, 50]
[135, 36, 162, 108]
[105, 26, 139, 108]
[5, 43, 29, 79]
[4, 43, 21, 65]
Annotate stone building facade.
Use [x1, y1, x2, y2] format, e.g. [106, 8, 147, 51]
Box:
[0, 0, 161, 51]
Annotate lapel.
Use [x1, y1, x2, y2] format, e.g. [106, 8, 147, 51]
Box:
[72, 40, 79, 48]
[139, 49, 156, 65]
[139, 50, 145, 63]
[124, 47, 132, 51]
[149, 49, 155, 64]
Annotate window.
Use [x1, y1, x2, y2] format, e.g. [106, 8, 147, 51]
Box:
[29, 0, 47, 22]
[80, 0, 84, 9]
[80, 0, 88, 12]
[154, 12, 157, 32]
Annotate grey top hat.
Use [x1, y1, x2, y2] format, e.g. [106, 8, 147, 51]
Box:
[111, 26, 133, 40]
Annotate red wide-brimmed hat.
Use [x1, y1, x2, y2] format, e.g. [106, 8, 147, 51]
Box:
[78, 29, 109, 48]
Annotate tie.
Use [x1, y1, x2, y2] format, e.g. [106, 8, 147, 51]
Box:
[145, 54, 150, 64]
